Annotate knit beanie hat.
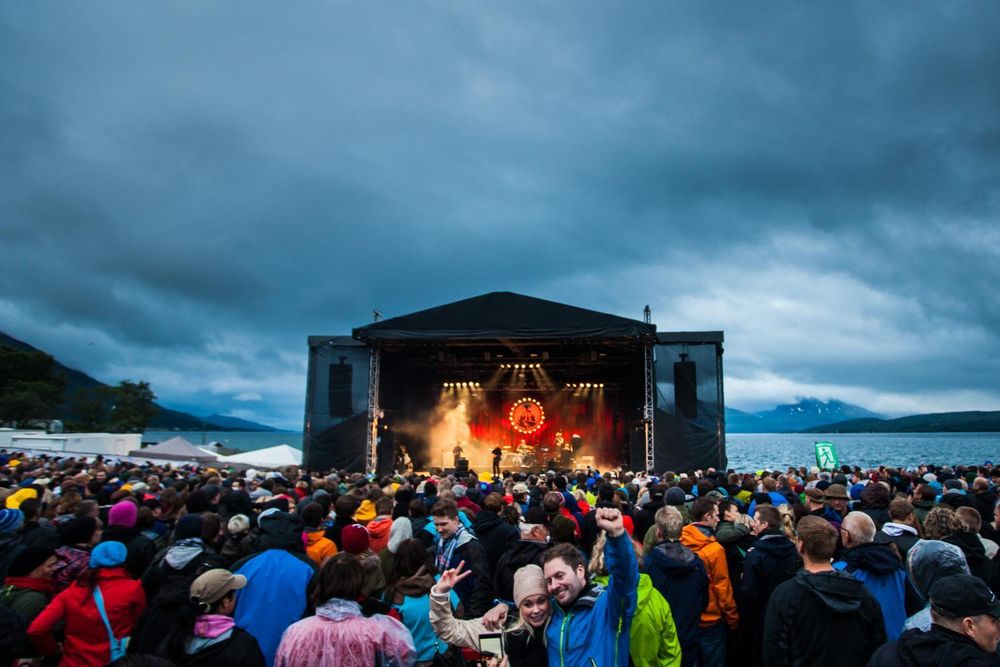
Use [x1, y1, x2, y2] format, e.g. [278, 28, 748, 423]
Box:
[108, 500, 138, 528]
[0, 508, 24, 533]
[452, 484, 467, 498]
[58, 516, 99, 546]
[341, 524, 370, 554]
[9, 546, 55, 577]
[175, 513, 204, 540]
[512, 564, 547, 607]
[387, 517, 413, 554]
[665, 487, 686, 506]
[90, 541, 127, 568]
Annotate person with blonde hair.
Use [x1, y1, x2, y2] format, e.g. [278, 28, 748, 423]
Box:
[430, 561, 549, 667]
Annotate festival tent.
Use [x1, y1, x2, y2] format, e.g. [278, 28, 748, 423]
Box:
[128, 436, 219, 463]
[219, 444, 302, 469]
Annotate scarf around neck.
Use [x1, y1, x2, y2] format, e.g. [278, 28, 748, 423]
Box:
[436, 525, 466, 574]
[194, 614, 235, 638]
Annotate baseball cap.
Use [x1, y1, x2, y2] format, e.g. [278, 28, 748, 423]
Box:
[512, 483, 529, 495]
[190, 569, 248, 606]
[930, 574, 1000, 619]
[929, 574, 1000, 618]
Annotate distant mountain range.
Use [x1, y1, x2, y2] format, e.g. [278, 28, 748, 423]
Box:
[726, 398, 884, 433]
[1, 332, 278, 432]
[801, 411, 1000, 433]
[727, 398, 1000, 433]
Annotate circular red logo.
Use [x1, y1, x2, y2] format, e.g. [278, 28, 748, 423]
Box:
[509, 397, 545, 434]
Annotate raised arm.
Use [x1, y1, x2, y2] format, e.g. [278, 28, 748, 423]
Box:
[596, 508, 639, 619]
[429, 561, 491, 650]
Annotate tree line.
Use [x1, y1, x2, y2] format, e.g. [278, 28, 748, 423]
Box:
[0, 345, 158, 433]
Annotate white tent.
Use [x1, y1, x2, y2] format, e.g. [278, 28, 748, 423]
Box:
[219, 444, 302, 469]
[129, 436, 218, 463]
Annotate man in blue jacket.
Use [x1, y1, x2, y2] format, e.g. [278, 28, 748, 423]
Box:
[833, 511, 922, 641]
[232, 509, 316, 666]
[543, 507, 638, 667]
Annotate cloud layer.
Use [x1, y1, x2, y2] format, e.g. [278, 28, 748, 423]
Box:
[2, 2, 999, 428]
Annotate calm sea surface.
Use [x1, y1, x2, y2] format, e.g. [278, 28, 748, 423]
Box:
[145, 430, 1000, 471]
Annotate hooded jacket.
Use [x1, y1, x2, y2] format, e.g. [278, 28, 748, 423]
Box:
[546, 531, 638, 667]
[274, 598, 415, 667]
[233, 512, 317, 666]
[594, 571, 681, 667]
[739, 530, 801, 642]
[681, 524, 739, 629]
[943, 531, 1000, 595]
[28, 567, 147, 667]
[0, 576, 54, 658]
[304, 529, 337, 565]
[473, 509, 519, 571]
[645, 540, 709, 667]
[868, 624, 996, 667]
[874, 523, 920, 561]
[386, 566, 448, 662]
[366, 515, 392, 552]
[156, 626, 265, 667]
[903, 540, 970, 632]
[762, 569, 886, 667]
[834, 542, 922, 640]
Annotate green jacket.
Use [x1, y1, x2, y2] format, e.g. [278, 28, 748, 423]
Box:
[0, 583, 51, 658]
[714, 520, 750, 545]
[595, 572, 681, 667]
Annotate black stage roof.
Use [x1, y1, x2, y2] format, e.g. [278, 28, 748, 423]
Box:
[353, 291, 656, 342]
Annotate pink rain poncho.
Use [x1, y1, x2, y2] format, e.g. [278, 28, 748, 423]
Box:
[274, 598, 415, 667]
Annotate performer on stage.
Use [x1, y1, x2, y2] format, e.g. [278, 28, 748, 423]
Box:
[491, 446, 502, 477]
[452, 442, 464, 461]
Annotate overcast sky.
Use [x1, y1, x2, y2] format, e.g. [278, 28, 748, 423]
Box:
[2, 2, 999, 430]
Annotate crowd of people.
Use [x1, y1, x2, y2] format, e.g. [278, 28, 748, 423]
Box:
[2, 448, 1000, 667]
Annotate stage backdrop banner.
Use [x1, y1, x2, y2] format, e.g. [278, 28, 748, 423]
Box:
[303, 336, 371, 471]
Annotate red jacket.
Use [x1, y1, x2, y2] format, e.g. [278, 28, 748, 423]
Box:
[28, 567, 146, 667]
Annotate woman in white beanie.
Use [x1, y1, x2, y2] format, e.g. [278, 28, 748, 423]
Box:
[429, 562, 548, 667]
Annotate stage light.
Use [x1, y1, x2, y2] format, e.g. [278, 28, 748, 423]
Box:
[586, 383, 592, 388]
[599, 383, 605, 388]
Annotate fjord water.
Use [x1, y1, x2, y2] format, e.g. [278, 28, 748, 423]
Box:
[726, 432, 1000, 470]
[146, 430, 1000, 471]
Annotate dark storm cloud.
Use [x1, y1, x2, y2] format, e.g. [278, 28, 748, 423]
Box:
[1, 1, 999, 427]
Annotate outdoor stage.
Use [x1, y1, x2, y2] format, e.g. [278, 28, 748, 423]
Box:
[303, 292, 726, 474]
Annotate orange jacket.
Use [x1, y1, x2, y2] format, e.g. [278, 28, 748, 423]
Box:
[305, 529, 338, 565]
[681, 524, 739, 629]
